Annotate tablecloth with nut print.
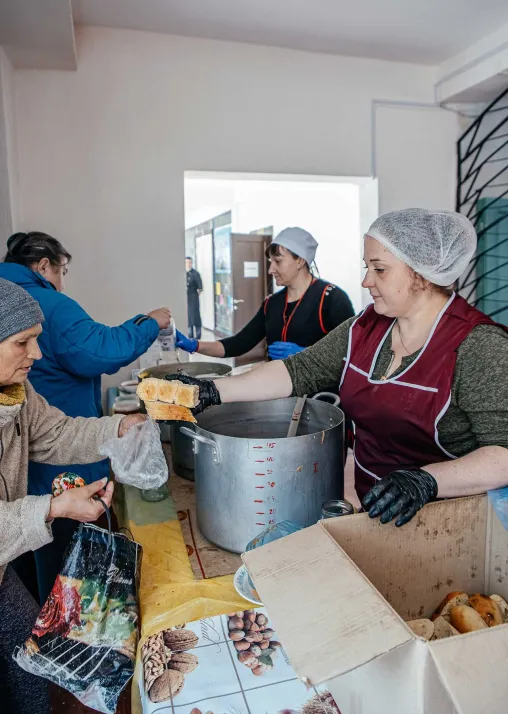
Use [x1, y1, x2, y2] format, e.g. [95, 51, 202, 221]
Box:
[138, 609, 340, 714]
[114, 484, 250, 714]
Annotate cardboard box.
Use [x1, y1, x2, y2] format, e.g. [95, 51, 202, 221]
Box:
[243, 495, 508, 714]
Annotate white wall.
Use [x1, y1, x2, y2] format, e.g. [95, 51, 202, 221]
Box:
[12, 27, 459, 379]
[0, 48, 17, 239]
[231, 179, 363, 310]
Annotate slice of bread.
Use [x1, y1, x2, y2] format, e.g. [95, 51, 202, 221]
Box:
[144, 401, 197, 423]
[174, 382, 199, 408]
[157, 380, 179, 404]
[136, 378, 160, 403]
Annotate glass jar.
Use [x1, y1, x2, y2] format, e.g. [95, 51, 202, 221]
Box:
[320, 499, 354, 520]
[141, 485, 168, 502]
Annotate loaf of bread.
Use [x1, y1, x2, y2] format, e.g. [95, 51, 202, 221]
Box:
[144, 401, 197, 423]
[432, 616, 460, 639]
[469, 593, 504, 627]
[137, 378, 199, 408]
[449, 604, 489, 633]
[406, 619, 434, 640]
[490, 594, 508, 622]
[431, 591, 470, 621]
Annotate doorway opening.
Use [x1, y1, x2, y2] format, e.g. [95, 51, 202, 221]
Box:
[184, 171, 378, 366]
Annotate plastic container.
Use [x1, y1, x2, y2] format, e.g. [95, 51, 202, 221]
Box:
[157, 318, 176, 353]
[141, 485, 168, 502]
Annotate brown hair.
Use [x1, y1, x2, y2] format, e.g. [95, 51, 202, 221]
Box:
[265, 243, 310, 271]
[408, 267, 455, 297]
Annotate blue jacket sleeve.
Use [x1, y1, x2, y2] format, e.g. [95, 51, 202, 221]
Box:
[50, 297, 159, 378]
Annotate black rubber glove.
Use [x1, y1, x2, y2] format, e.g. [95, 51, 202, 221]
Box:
[362, 469, 438, 527]
[164, 373, 222, 415]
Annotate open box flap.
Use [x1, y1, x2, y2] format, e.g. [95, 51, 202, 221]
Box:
[428, 625, 508, 714]
[243, 523, 413, 686]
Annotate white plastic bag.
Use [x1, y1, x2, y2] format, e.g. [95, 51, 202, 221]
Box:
[99, 418, 168, 490]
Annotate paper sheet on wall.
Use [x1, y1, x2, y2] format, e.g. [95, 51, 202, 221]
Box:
[139, 608, 340, 714]
[244, 262, 259, 278]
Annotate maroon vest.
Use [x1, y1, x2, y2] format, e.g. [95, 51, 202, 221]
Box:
[339, 294, 501, 502]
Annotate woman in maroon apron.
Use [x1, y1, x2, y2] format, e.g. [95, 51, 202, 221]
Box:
[165, 209, 508, 527]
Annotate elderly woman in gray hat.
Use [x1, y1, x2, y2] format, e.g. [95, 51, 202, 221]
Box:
[0, 278, 144, 714]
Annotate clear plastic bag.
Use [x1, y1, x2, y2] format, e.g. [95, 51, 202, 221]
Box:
[99, 418, 168, 490]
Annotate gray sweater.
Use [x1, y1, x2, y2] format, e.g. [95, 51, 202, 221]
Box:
[285, 317, 508, 455]
[0, 381, 123, 584]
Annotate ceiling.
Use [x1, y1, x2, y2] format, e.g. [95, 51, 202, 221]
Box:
[72, 0, 508, 65]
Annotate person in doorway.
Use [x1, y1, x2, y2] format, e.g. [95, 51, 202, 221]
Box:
[176, 228, 354, 361]
[0, 277, 145, 714]
[166, 210, 508, 527]
[186, 256, 203, 339]
[0, 231, 171, 603]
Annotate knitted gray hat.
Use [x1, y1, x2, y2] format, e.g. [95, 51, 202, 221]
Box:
[0, 277, 44, 342]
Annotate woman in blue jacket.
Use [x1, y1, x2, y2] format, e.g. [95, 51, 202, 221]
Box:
[0, 231, 171, 601]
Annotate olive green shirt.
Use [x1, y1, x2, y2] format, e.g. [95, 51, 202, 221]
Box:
[285, 316, 508, 456]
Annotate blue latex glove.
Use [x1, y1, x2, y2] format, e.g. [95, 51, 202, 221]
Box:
[175, 330, 198, 353]
[268, 341, 305, 360]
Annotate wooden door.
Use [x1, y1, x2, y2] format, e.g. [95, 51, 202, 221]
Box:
[231, 233, 270, 365]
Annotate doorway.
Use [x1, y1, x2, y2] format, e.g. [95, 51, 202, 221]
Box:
[184, 171, 378, 367]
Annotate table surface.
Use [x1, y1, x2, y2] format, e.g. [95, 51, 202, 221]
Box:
[117, 482, 249, 714]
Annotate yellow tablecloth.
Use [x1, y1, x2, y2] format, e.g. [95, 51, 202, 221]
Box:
[116, 484, 249, 714]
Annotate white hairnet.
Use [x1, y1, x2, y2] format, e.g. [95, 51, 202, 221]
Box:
[366, 209, 477, 286]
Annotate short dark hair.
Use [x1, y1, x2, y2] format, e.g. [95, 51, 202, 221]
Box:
[4, 232, 72, 268]
[265, 242, 310, 271]
[185, 256, 192, 260]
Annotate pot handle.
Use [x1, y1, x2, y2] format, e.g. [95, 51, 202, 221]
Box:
[179, 426, 221, 464]
[312, 391, 341, 408]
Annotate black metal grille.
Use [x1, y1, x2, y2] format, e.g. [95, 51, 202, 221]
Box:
[456, 87, 508, 323]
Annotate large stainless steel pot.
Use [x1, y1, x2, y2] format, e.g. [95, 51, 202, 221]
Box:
[137, 361, 232, 455]
[180, 394, 344, 553]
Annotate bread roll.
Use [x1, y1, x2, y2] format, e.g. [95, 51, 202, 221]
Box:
[406, 619, 434, 640]
[431, 591, 470, 621]
[432, 616, 460, 640]
[137, 378, 159, 403]
[469, 593, 503, 627]
[145, 402, 196, 423]
[449, 605, 488, 634]
[489, 594, 508, 622]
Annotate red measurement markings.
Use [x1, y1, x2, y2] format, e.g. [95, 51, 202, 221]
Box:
[313, 462, 319, 473]
[252, 446, 263, 450]
[254, 500, 263, 503]
[256, 522, 266, 526]
[269, 508, 276, 515]
[268, 482, 276, 488]
[267, 469, 273, 475]
[255, 486, 264, 489]
[266, 456, 274, 462]
[255, 473, 265, 476]
[268, 519, 275, 525]
[266, 443, 276, 448]
[256, 512, 265, 515]
[255, 460, 265, 463]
